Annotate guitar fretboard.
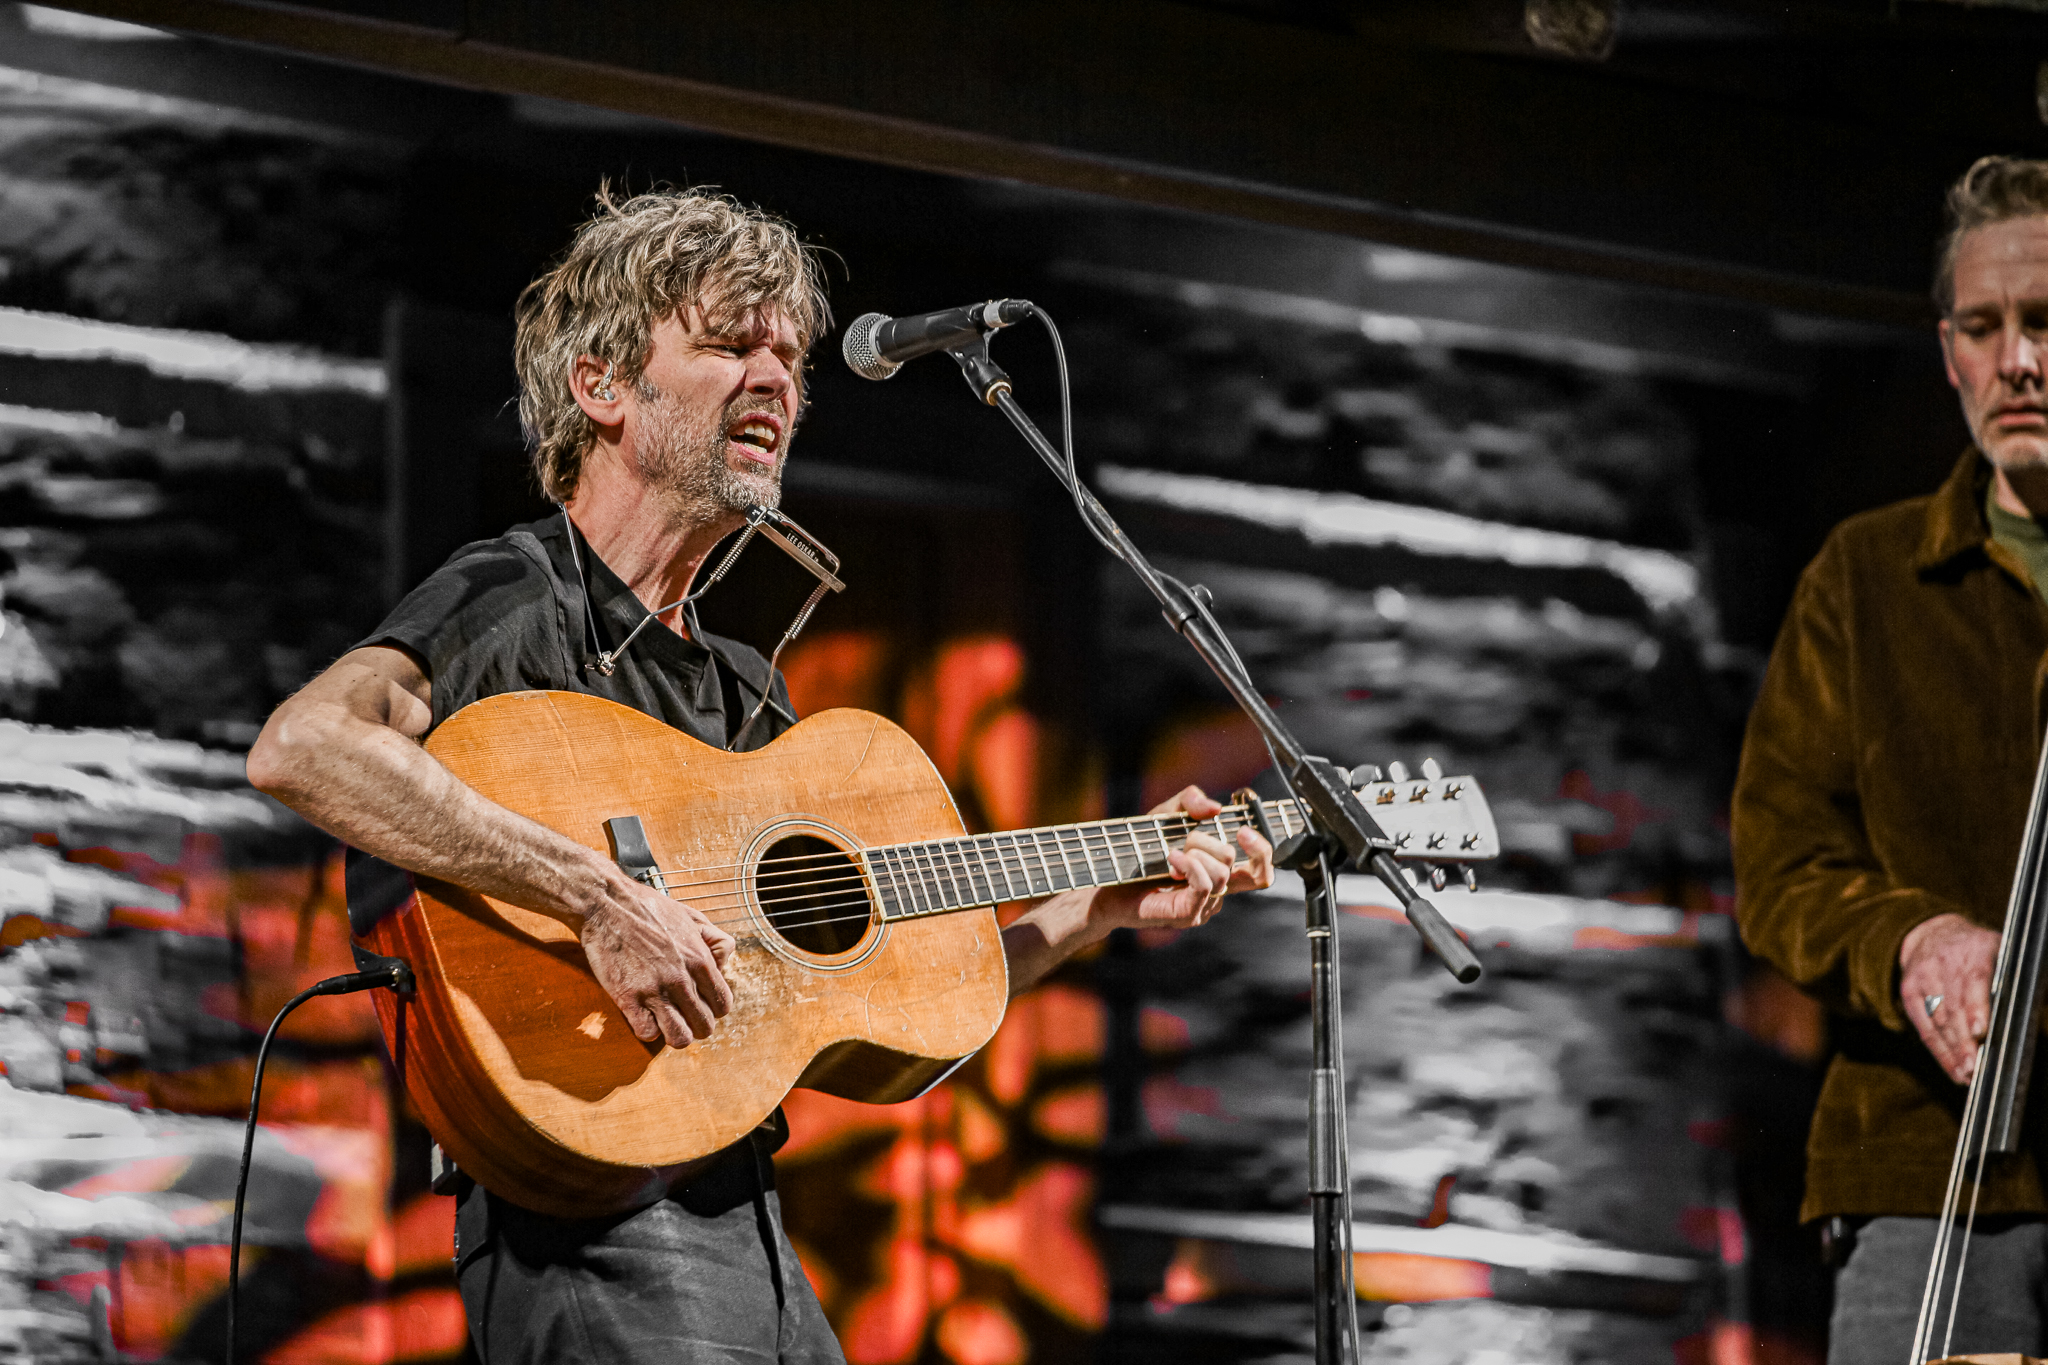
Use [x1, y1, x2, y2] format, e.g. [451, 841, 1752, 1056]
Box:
[861, 799, 1309, 921]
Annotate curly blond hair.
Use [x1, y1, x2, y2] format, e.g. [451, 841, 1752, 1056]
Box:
[513, 185, 832, 502]
[1936, 156, 2048, 314]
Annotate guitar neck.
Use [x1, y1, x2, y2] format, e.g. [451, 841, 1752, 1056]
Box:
[862, 799, 1309, 921]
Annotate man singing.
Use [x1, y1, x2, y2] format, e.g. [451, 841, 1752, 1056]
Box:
[247, 186, 1273, 1363]
[1736, 156, 2048, 1358]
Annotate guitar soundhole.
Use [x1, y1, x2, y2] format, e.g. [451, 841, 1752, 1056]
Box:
[756, 834, 872, 956]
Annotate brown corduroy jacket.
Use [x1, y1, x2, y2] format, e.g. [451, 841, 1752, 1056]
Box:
[1734, 448, 2048, 1221]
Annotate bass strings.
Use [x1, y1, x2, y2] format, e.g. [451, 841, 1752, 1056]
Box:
[1911, 732, 2048, 1364]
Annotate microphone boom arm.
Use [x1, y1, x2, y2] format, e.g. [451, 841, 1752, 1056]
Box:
[937, 320, 1481, 1365]
[945, 334, 1480, 983]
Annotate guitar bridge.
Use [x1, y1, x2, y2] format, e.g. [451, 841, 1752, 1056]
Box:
[604, 816, 668, 893]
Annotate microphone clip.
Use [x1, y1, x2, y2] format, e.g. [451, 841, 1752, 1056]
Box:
[948, 336, 1014, 407]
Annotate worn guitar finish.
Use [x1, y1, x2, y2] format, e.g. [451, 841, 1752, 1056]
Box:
[356, 690, 1498, 1218]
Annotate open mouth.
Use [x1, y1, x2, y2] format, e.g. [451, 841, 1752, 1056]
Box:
[728, 415, 782, 461]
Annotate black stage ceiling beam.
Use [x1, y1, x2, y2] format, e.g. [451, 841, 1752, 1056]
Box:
[35, 0, 2019, 324]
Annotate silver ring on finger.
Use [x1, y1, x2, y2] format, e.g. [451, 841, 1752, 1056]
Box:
[1925, 994, 1944, 1016]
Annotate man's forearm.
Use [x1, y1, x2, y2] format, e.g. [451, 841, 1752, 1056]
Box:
[1000, 888, 1108, 999]
[252, 698, 633, 928]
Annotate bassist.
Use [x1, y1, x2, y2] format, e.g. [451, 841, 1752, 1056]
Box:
[1734, 157, 2048, 1360]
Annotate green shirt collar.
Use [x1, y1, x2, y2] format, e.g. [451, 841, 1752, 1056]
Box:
[1985, 476, 2048, 603]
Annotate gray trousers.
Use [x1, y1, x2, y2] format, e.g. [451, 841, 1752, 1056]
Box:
[1830, 1216, 2048, 1364]
[453, 1138, 844, 1365]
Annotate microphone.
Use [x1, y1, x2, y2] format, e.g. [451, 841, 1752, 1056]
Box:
[842, 299, 1034, 380]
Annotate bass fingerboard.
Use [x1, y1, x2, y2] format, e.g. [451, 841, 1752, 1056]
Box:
[861, 799, 1309, 920]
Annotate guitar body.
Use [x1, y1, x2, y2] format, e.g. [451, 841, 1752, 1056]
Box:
[359, 690, 1006, 1219]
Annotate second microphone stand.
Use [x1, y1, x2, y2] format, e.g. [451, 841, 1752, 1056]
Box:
[945, 334, 1482, 1365]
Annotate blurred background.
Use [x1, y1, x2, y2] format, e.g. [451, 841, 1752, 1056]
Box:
[0, 1, 2032, 1361]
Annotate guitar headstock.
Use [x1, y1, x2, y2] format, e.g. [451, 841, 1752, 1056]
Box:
[1347, 757, 1500, 887]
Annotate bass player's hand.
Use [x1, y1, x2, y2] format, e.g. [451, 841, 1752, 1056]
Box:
[579, 877, 736, 1049]
[1901, 912, 2000, 1084]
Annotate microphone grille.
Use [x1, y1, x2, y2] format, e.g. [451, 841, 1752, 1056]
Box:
[841, 313, 900, 382]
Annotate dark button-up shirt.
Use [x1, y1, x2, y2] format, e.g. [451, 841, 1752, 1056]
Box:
[361, 513, 794, 748]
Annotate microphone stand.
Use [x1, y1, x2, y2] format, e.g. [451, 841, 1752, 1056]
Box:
[946, 337, 1482, 1365]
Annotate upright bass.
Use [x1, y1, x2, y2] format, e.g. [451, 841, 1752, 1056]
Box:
[1912, 737, 2048, 1363]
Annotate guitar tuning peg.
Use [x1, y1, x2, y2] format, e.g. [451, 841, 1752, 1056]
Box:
[1386, 761, 1411, 784]
[1350, 763, 1385, 788]
[1420, 757, 1443, 781]
[1429, 864, 1448, 892]
[1461, 865, 1480, 893]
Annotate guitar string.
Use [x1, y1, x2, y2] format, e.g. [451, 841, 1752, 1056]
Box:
[644, 816, 1439, 908]
[648, 826, 1256, 898]
[553, 823, 1275, 931]
[647, 837, 1256, 915]
[656, 828, 1334, 906]
[512, 799, 1375, 934]
[626, 790, 1383, 885]
[565, 784, 1444, 895]
[638, 834, 1220, 896]
[524, 796, 1449, 935]
[552, 806, 1409, 936]
[638, 804, 1296, 881]
[636, 841, 1218, 889]
[652, 849, 1273, 933]
[601, 803, 1364, 929]
[670, 871, 1170, 922]
[633, 799, 1352, 894]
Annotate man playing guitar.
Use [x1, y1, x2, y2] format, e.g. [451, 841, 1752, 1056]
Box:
[247, 185, 1274, 1363]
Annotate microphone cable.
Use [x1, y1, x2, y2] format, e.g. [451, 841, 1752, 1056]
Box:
[1012, 303, 1360, 1364]
[225, 957, 413, 1365]
[1017, 304, 1299, 798]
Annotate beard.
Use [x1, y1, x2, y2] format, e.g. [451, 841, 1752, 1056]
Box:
[1978, 423, 2048, 472]
[1968, 402, 2048, 477]
[632, 378, 787, 517]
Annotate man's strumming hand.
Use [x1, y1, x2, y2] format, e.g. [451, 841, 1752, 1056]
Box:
[1900, 912, 2000, 1084]
[579, 876, 736, 1049]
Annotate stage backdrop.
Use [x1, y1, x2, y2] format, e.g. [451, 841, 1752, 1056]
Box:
[0, 28, 1856, 1365]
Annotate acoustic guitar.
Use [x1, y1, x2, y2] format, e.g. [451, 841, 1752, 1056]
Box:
[351, 690, 1500, 1217]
